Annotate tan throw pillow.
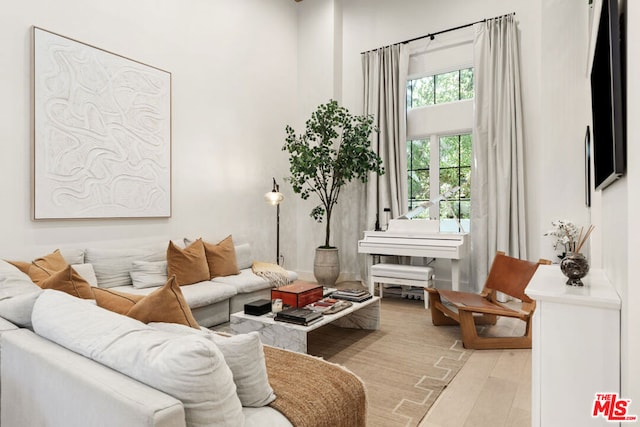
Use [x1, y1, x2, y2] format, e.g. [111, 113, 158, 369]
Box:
[95, 276, 199, 329]
[6, 260, 31, 276]
[203, 235, 240, 278]
[39, 265, 95, 299]
[166, 239, 210, 286]
[8, 250, 69, 285]
[127, 276, 199, 329]
[93, 288, 144, 315]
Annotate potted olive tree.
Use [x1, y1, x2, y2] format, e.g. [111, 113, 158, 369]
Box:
[283, 100, 384, 286]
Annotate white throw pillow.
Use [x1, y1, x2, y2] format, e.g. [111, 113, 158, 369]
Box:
[0, 290, 43, 328]
[0, 260, 40, 299]
[71, 263, 98, 287]
[151, 322, 276, 407]
[85, 245, 165, 288]
[32, 290, 244, 426]
[235, 244, 254, 270]
[59, 248, 85, 265]
[130, 260, 168, 289]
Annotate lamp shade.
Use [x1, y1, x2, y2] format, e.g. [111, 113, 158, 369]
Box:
[264, 190, 284, 205]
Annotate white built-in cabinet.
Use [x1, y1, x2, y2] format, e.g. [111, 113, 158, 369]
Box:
[525, 265, 621, 427]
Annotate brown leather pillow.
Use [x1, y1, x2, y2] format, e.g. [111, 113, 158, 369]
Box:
[203, 235, 240, 278]
[39, 265, 94, 299]
[93, 288, 144, 315]
[166, 239, 210, 286]
[8, 250, 69, 285]
[94, 276, 199, 329]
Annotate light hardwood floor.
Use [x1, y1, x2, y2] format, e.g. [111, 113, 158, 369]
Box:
[419, 317, 532, 427]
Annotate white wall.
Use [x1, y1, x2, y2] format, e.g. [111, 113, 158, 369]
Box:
[617, 0, 639, 405]
[539, 0, 592, 263]
[293, 0, 346, 278]
[0, 0, 298, 262]
[580, 0, 638, 403]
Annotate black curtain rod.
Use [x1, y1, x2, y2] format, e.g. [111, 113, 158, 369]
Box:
[360, 12, 515, 55]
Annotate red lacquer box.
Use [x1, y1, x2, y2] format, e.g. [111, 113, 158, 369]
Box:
[271, 281, 323, 308]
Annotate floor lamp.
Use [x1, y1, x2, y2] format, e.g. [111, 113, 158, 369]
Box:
[264, 178, 284, 265]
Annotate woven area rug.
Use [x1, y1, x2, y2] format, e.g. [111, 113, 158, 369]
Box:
[306, 291, 472, 427]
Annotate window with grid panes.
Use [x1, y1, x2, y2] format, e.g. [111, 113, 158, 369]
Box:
[407, 68, 473, 108]
[406, 68, 473, 231]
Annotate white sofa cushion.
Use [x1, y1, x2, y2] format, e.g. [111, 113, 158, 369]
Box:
[243, 407, 293, 427]
[2, 329, 186, 427]
[212, 269, 298, 293]
[130, 260, 168, 289]
[32, 290, 244, 427]
[110, 280, 237, 309]
[85, 244, 166, 288]
[71, 263, 98, 287]
[0, 259, 40, 299]
[151, 323, 275, 407]
[0, 260, 43, 328]
[0, 290, 43, 328]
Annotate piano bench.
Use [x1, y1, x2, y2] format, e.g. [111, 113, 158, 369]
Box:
[370, 263, 435, 309]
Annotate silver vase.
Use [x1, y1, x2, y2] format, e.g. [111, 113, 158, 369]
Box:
[560, 252, 590, 286]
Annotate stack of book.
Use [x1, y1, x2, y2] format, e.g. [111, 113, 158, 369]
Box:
[331, 288, 372, 302]
[306, 298, 339, 313]
[306, 298, 353, 315]
[274, 307, 323, 326]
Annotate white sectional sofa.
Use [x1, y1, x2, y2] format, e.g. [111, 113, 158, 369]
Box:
[85, 241, 297, 327]
[0, 242, 367, 427]
[0, 293, 294, 427]
[7, 240, 297, 328]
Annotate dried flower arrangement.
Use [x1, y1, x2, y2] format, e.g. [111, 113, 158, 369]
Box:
[544, 220, 595, 258]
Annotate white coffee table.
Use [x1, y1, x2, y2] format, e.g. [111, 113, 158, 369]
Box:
[230, 296, 380, 353]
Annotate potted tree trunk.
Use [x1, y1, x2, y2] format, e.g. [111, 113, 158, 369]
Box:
[283, 100, 384, 286]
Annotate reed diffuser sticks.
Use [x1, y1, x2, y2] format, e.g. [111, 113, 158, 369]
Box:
[575, 225, 595, 254]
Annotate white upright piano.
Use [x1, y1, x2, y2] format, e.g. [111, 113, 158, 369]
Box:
[358, 219, 469, 291]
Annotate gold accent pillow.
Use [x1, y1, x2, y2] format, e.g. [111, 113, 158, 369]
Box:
[94, 276, 199, 329]
[93, 288, 144, 315]
[127, 275, 199, 328]
[39, 265, 94, 299]
[204, 235, 240, 278]
[6, 260, 31, 276]
[7, 250, 69, 285]
[166, 239, 210, 286]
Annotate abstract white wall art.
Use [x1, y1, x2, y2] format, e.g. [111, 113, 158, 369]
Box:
[33, 27, 171, 219]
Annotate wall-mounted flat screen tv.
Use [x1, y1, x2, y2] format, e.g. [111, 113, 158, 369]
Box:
[590, 0, 625, 190]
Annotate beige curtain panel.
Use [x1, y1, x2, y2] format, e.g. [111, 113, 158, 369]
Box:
[471, 15, 527, 291]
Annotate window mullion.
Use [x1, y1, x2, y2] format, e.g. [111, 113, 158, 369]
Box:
[408, 140, 412, 204]
[457, 135, 462, 217]
[433, 75, 436, 105]
[430, 135, 439, 220]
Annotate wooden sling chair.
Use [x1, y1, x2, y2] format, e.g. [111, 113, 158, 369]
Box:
[425, 251, 551, 350]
